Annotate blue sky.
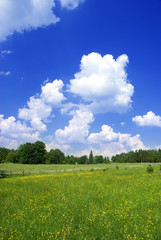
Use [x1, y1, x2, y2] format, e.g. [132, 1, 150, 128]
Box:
[0, 0, 161, 157]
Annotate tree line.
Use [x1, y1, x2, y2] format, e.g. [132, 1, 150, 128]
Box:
[0, 141, 110, 164]
[0, 141, 161, 164]
[112, 149, 161, 163]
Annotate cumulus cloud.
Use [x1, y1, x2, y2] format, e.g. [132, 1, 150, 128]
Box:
[19, 97, 52, 131]
[30, 117, 47, 132]
[0, 136, 18, 149]
[18, 79, 66, 131]
[88, 125, 118, 143]
[55, 110, 94, 143]
[41, 79, 66, 106]
[46, 141, 71, 152]
[59, 0, 84, 9]
[0, 0, 85, 42]
[19, 97, 52, 129]
[0, 114, 39, 142]
[132, 111, 161, 127]
[0, 0, 59, 42]
[68, 52, 134, 114]
[88, 124, 147, 157]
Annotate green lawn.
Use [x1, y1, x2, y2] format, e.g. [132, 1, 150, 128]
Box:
[1, 165, 161, 239]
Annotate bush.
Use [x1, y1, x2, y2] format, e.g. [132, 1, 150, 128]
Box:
[103, 168, 109, 172]
[116, 166, 119, 170]
[0, 170, 7, 178]
[147, 165, 153, 173]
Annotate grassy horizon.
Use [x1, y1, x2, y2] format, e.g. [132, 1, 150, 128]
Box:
[0, 162, 161, 176]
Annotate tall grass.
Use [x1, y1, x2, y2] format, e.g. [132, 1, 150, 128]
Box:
[0, 167, 161, 239]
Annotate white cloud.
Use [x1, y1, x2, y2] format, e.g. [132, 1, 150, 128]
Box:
[18, 79, 66, 131]
[118, 133, 145, 151]
[19, 96, 52, 131]
[41, 79, 66, 106]
[1, 50, 12, 55]
[30, 117, 47, 132]
[0, 71, 11, 76]
[69, 52, 134, 114]
[0, 114, 39, 142]
[155, 145, 161, 150]
[88, 125, 118, 143]
[132, 111, 161, 127]
[46, 141, 71, 152]
[55, 110, 94, 143]
[0, 0, 85, 42]
[88, 124, 147, 157]
[0, 136, 18, 149]
[59, 0, 84, 9]
[70, 143, 127, 158]
[0, 0, 59, 42]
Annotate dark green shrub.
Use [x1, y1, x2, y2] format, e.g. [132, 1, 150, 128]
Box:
[147, 165, 153, 173]
[0, 170, 7, 178]
[116, 166, 119, 170]
[103, 168, 109, 172]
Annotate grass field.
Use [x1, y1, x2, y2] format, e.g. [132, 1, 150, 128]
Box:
[1, 164, 161, 239]
[0, 162, 161, 175]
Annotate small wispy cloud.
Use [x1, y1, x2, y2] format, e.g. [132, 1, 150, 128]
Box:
[1, 50, 12, 55]
[0, 71, 11, 76]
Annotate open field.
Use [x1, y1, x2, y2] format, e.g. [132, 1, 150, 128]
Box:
[1, 165, 161, 239]
[0, 162, 161, 176]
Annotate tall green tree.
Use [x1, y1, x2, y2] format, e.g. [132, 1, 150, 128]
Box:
[94, 155, 104, 164]
[47, 149, 65, 164]
[89, 150, 94, 164]
[0, 147, 11, 163]
[18, 141, 46, 164]
[78, 155, 88, 164]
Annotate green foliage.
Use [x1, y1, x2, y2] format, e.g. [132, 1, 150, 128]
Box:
[94, 155, 104, 164]
[103, 168, 109, 172]
[77, 155, 88, 164]
[6, 152, 20, 163]
[18, 141, 46, 164]
[116, 166, 119, 170]
[0, 147, 11, 163]
[112, 149, 161, 163]
[0, 170, 7, 178]
[89, 150, 94, 164]
[103, 157, 110, 164]
[47, 149, 65, 164]
[147, 164, 153, 173]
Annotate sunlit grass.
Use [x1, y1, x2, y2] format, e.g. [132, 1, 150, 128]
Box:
[0, 162, 161, 176]
[1, 167, 161, 239]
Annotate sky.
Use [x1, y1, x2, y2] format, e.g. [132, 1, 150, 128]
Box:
[0, 0, 161, 157]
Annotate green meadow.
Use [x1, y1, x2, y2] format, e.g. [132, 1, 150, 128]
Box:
[1, 164, 161, 239]
[0, 162, 161, 175]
